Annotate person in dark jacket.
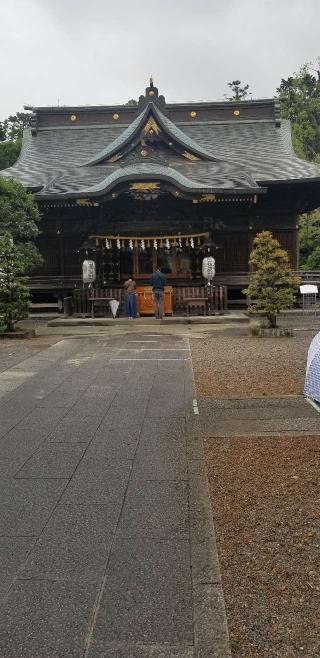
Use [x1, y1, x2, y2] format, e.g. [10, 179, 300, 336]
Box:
[150, 268, 166, 319]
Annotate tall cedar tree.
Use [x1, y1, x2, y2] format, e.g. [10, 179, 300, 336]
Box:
[243, 231, 300, 328]
[0, 113, 31, 170]
[277, 61, 320, 162]
[0, 233, 30, 332]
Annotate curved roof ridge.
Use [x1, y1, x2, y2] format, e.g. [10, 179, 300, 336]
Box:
[37, 162, 262, 198]
[81, 102, 219, 166]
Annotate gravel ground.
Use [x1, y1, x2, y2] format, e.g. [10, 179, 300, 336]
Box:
[0, 336, 61, 372]
[191, 331, 320, 656]
[190, 332, 315, 397]
[205, 436, 320, 657]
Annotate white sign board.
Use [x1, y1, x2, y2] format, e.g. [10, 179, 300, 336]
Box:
[300, 284, 318, 294]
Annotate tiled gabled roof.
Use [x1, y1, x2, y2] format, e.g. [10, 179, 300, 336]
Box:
[82, 102, 218, 165]
[1, 97, 320, 199]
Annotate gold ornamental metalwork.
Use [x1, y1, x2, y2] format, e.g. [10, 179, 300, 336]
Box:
[112, 113, 120, 120]
[70, 114, 77, 122]
[233, 110, 240, 116]
[107, 153, 122, 163]
[190, 111, 197, 118]
[182, 151, 200, 161]
[193, 194, 216, 204]
[76, 198, 99, 207]
[140, 149, 148, 157]
[143, 117, 161, 135]
[129, 182, 160, 191]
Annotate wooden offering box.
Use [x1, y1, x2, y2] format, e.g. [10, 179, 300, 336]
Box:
[136, 286, 173, 316]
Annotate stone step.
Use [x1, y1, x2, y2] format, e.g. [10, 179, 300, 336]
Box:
[47, 313, 249, 327]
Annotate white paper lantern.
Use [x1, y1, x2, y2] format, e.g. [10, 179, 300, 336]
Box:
[202, 256, 215, 281]
[105, 239, 110, 249]
[154, 239, 158, 250]
[190, 237, 194, 249]
[116, 239, 120, 249]
[141, 239, 145, 251]
[82, 259, 96, 283]
[165, 238, 170, 250]
[129, 239, 133, 250]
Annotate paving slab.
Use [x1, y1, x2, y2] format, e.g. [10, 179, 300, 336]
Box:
[117, 480, 189, 539]
[0, 479, 67, 536]
[0, 580, 98, 658]
[131, 417, 187, 481]
[198, 395, 318, 419]
[0, 331, 230, 657]
[81, 424, 141, 462]
[87, 643, 195, 658]
[202, 416, 320, 437]
[0, 537, 35, 598]
[21, 505, 115, 582]
[48, 414, 104, 444]
[15, 443, 87, 479]
[62, 463, 132, 505]
[90, 538, 193, 645]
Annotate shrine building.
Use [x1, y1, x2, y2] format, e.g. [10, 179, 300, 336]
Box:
[1, 78, 320, 310]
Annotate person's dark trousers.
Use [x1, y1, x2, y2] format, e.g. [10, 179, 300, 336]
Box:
[153, 291, 164, 319]
[124, 293, 137, 318]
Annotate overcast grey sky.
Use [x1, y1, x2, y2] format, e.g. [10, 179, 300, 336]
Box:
[0, 0, 319, 119]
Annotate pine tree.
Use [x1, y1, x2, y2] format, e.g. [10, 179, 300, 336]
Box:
[243, 231, 300, 328]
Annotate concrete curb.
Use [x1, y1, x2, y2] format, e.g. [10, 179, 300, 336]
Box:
[184, 347, 231, 658]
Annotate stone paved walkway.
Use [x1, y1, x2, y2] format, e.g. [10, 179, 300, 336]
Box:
[0, 332, 230, 658]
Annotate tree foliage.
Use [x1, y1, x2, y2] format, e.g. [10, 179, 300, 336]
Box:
[226, 80, 250, 101]
[0, 177, 42, 271]
[0, 233, 30, 332]
[299, 209, 320, 268]
[0, 112, 31, 170]
[277, 60, 320, 162]
[0, 140, 22, 171]
[0, 113, 31, 142]
[243, 231, 300, 328]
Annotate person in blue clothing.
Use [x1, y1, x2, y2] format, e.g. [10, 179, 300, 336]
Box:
[150, 267, 166, 319]
[123, 278, 137, 319]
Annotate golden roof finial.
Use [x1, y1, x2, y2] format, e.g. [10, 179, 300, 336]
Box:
[150, 75, 154, 87]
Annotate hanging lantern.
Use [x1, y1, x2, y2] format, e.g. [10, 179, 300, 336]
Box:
[154, 239, 158, 250]
[190, 237, 194, 249]
[141, 239, 145, 251]
[165, 238, 170, 250]
[197, 236, 201, 246]
[160, 239, 163, 248]
[129, 239, 133, 250]
[202, 256, 216, 281]
[116, 239, 121, 249]
[178, 238, 182, 248]
[82, 259, 96, 283]
[105, 238, 110, 249]
[122, 239, 125, 248]
[186, 238, 189, 246]
[147, 239, 150, 248]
